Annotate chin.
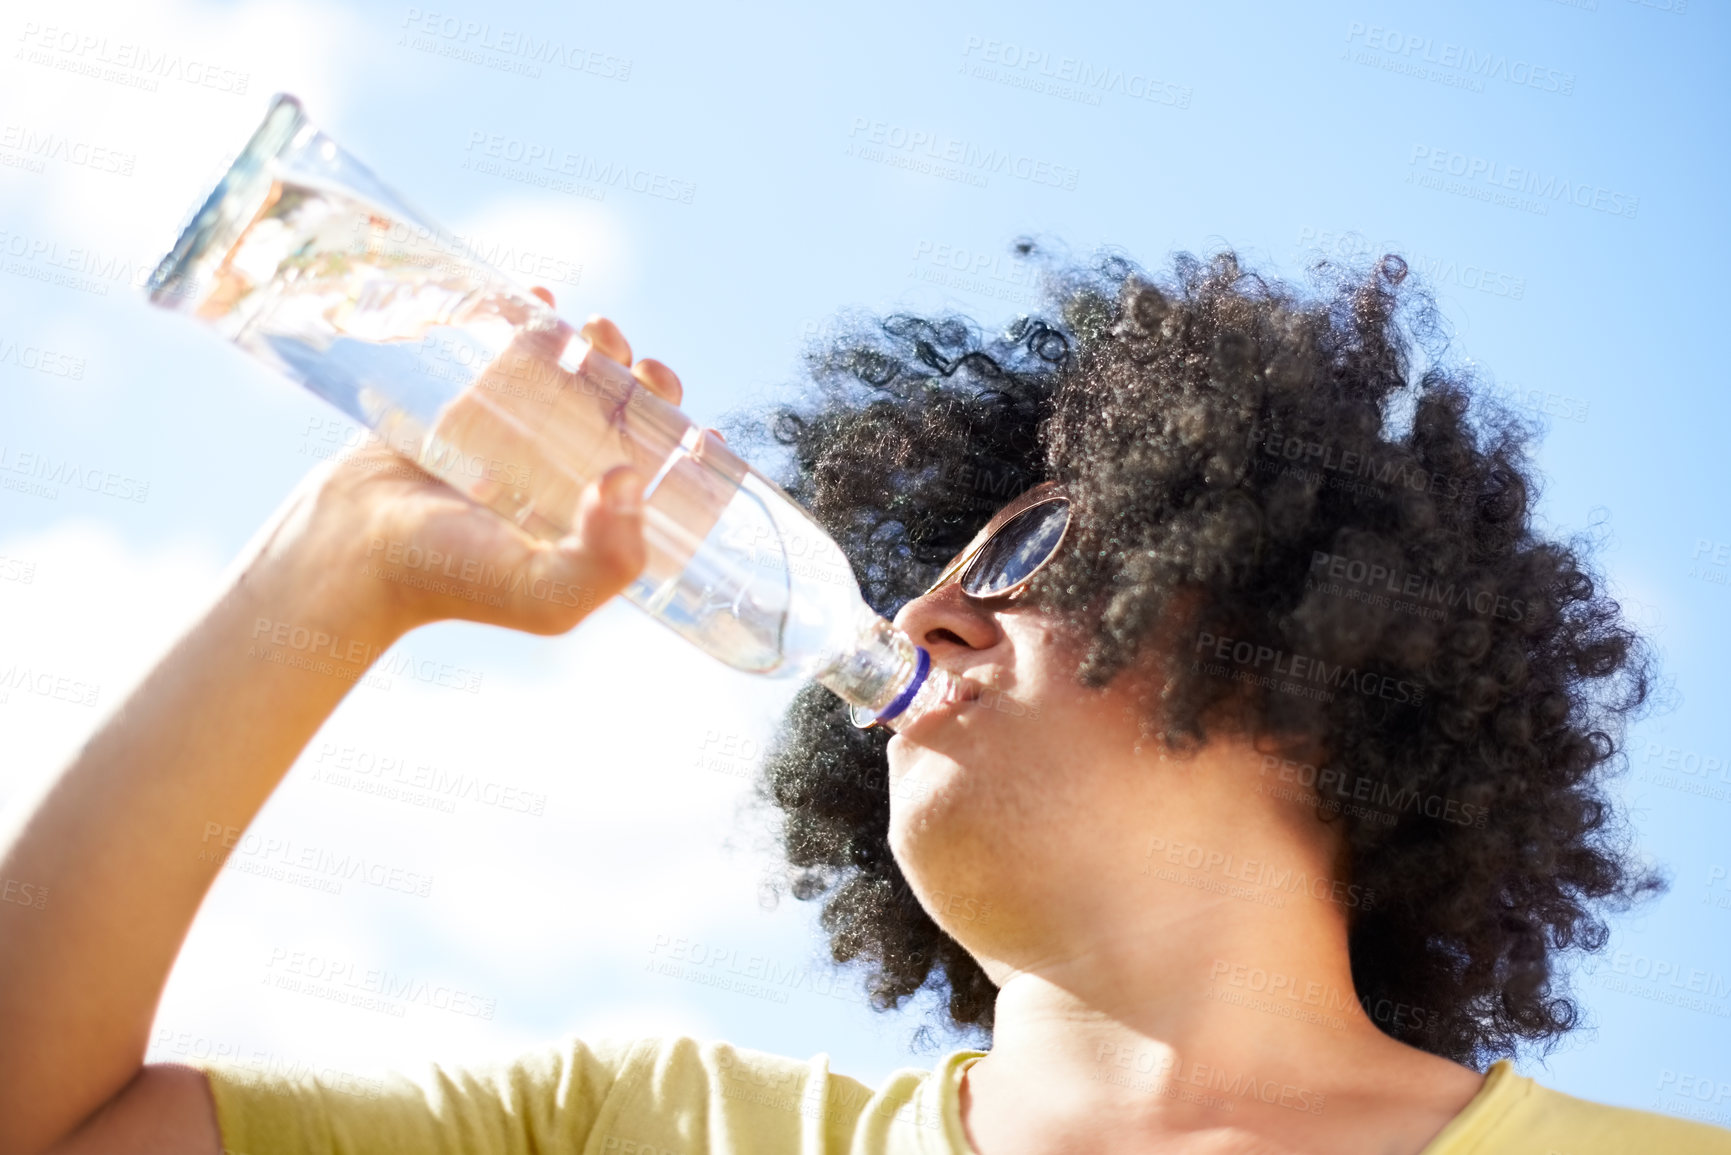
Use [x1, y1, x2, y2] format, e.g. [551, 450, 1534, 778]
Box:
[886, 745, 1015, 898]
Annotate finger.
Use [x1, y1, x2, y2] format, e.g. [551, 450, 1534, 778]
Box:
[631, 357, 683, 406]
[706, 427, 727, 443]
[529, 286, 556, 308]
[518, 466, 648, 635]
[579, 315, 632, 367]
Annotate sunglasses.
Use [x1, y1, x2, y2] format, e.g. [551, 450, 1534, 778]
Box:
[849, 480, 1072, 730]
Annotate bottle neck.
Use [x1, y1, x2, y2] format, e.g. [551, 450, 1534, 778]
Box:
[814, 610, 925, 714]
[815, 610, 967, 731]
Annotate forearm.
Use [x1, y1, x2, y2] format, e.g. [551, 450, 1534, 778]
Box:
[0, 540, 406, 1153]
[0, 316, 658, 1153]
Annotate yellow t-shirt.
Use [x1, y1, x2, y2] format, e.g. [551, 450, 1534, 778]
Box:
[194, 1034, 1731, 1154]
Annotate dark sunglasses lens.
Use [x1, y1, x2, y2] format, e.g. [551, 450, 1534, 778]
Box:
[963, 499, 1070, 596]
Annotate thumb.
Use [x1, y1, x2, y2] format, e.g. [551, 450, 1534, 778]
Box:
[565, 465, 649, 593]
[519, 466, 648, 633]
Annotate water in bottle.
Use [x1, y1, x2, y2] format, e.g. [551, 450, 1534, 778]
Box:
[146, 94, 963, 729]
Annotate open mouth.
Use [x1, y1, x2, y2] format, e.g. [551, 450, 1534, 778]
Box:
[882, 669, 1024, 739]
[881, 673, 988, 739]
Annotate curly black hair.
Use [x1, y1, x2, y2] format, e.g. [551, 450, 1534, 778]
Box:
[722, 244, 1660, 1068]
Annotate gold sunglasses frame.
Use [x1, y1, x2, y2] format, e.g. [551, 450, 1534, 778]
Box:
[850, 481, 1071, 732]
[916, 479, 1073, 603]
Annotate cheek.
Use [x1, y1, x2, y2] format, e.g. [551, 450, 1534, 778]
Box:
[885, 721, 1053, 837]
[884, 746, 1014, 883]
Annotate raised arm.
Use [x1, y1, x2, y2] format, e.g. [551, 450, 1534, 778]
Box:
[0, 317, 681, 1155]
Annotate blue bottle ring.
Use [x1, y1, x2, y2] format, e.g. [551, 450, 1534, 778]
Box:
[870, 646, 930, 724]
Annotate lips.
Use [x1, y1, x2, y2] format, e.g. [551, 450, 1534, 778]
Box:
[946, 676, 987, 704]
[928, 667, 997, 709]
[884, 670, 994, 737]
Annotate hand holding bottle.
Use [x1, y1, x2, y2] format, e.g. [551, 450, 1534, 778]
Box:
[254, 303, 684, 642]
[148, 91, 942, 717]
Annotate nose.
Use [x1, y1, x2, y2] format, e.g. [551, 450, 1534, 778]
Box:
[893, 582, 1002, 656]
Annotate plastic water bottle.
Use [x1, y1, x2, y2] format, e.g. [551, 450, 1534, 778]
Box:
[145, 94, 955, 729]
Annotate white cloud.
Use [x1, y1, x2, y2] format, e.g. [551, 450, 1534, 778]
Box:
[0, 0, 938, 1089]
[0, 0, 366, 256]
[0, 520, 226, 794]
[0, 516, 833, 1080]
[455, 195, 639, 308]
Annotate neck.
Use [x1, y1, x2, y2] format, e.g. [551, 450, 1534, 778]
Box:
[978, 881, 1376, 1095]
[957, 740, 1404, 1135]
[975, 907, 1368, 1109]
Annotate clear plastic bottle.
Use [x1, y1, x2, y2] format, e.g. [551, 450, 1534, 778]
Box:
[146, 93, 950, 729]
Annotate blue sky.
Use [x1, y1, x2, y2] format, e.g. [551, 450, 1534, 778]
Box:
[1, 0, 1727, 1125]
